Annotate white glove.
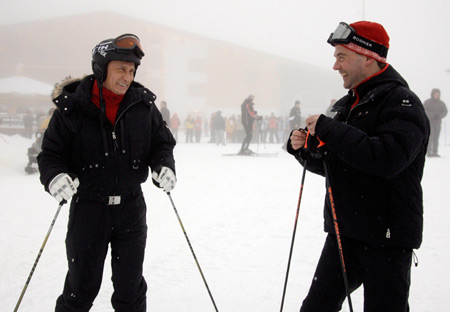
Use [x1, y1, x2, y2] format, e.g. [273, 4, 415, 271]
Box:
[152, 166, 176, 192]
[49, 173, 80, 203]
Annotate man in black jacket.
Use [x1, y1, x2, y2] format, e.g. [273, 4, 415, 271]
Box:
[289, 100, 301, 130]
[159, 100, 171, 127]
[239, 94, 261, 155]
[287, 21, 429, 311]
[38, 34, 176, 312]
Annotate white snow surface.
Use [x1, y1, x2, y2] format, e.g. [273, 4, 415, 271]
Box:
[1, 134, 449, 312]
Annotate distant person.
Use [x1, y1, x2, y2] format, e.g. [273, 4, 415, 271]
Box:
[239, 94, 261, 155]
[170, 113, 180, 141]
[37, 33, 176, 311]
[226, 114, 236, 143]
[259, 116, 268, 144]
[288, 21, 429, 311]
[37, 108, 55, 131]
[325, 98, 337, 118]
[194, 116, 203, 143]
[25, 108, 55, 173]
[160, 100, 171, 126]
[213, 110, 226, 146]
[203, 117, 209, 138]
[185, 115, 194, 143]
[424, 88, 447, 157]
[280, 116, 290, 146]
[268, 113, 279, 143]
[289, 100, 302, 129]
[235, 115, 244, 143]
[208, 112, 216, 143]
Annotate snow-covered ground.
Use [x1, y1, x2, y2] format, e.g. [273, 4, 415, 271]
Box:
[1, 133, 449, 311]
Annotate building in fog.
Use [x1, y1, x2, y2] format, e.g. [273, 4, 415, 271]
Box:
[0, 11, 342, 120]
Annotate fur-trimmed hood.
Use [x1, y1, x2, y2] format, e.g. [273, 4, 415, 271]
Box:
[50, 75, 96, 115]
[51, 75, 157, 116]
[52, 76, 85, 100]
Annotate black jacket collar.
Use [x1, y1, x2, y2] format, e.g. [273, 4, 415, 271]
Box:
[332, 65, 409, 117]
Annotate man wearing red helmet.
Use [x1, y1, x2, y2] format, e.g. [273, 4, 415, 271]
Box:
[38, 34, 176, 311]
[288, 21, 429, 311]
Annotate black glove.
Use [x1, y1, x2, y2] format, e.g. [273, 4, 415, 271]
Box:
[304, 130, 327, 159]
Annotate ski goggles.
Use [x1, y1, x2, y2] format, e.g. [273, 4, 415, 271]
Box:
[327, 22, 388, 59]
[93, 33, 145, 58]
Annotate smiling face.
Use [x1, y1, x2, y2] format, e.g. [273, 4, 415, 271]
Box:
[103, 60, 136, 95]
[332, 45, 370, 90]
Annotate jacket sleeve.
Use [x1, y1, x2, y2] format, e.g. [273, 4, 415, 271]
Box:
[147, 104, 176, 174]
[37, 108, 74, 192]
[315, 96, 429, 178]
[246, 103, 258, 119]
[439, 101, 448, 119]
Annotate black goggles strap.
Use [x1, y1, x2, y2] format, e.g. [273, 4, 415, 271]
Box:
[349, 33, 388, 58]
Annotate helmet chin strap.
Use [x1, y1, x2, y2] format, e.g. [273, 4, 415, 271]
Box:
[96, 79, 107, 128]
[95, 78, 111, 157]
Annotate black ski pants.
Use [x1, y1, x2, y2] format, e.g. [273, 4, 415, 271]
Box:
[240, 125, 253, 152]
[300, 234, 412, 312]
[427, 120, 442, 156]
[55, 193, 148, 312]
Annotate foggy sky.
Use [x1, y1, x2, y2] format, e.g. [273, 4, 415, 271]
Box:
[2, 0, 450, 101]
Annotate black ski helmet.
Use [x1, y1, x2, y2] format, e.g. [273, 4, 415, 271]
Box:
[91, 33, 145, 83]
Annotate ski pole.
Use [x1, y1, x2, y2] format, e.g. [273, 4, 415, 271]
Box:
[14, 200, 66, 312]
[323, 162, 354, 312]
[167, 193, 219, 312]
[256, 119, 261, 155]
[279, 160, 307, 312]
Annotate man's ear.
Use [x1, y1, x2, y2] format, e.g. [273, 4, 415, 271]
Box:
[364, 57, 382, 72]
[365, 56, 376, 65]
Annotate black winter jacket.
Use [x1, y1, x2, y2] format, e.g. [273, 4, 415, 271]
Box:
[241, 98, 257, 129]
[288, 65, 429, 249]
[38, 75, 176, 197]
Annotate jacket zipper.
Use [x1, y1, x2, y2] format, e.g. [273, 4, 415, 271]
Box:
[347, 90, 392, 240]
[345, 91, 374, 123]
[111, 100, 141, 191]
